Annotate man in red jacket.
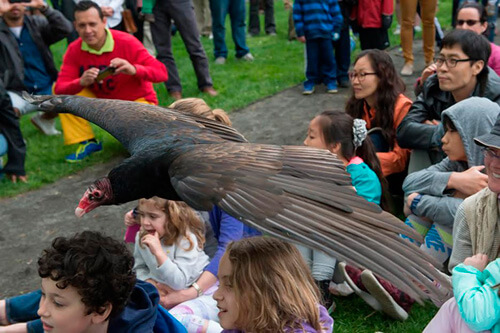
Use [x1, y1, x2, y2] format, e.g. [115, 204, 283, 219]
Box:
[54, 0, 168, 162]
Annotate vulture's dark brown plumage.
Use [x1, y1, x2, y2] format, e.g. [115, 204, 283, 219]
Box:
[25, 94, 451, 305]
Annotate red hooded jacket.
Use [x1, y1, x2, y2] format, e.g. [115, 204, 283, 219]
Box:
[350, 0, 393, 28]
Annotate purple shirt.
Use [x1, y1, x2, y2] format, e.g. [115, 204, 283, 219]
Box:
[221, 304, 333, 333]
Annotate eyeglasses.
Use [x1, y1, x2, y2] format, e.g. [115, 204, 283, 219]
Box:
[434, 57, 476, 68]
[483, 147, 500, 160]
[456, 19, 481, 26]
[348, 71, 377, 82]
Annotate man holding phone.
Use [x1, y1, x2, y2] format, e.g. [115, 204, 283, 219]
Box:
[54, 0, 167, 162]
[0, 0, 72, 136]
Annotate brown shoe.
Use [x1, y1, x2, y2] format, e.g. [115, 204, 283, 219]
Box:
[169, 91, 182, 100]
[202, 86, 218, 96]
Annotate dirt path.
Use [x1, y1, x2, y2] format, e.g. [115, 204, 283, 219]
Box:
[0, 43, 423, 297]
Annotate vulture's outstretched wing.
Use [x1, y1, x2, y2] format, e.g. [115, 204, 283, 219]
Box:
[25, 94, 451, 305]
[169, 142, 451, 304]
[22, 94, 247, 154]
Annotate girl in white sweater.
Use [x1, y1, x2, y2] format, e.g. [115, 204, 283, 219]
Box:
[133, 197, 210, 293]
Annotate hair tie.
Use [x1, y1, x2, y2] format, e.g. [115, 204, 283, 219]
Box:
[352, 119, 367, 149]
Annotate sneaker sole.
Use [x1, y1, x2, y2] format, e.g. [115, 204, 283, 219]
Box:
[360, 270, 408, 321]
[338, 263, 383, 312]
[327, 89, 338, 94]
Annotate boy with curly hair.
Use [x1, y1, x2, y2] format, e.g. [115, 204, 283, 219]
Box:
[0, 231, 186, 333]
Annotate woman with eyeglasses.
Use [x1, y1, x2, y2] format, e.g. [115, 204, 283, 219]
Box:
[418, 2, 500, 94]
[346, 49, 412, 182]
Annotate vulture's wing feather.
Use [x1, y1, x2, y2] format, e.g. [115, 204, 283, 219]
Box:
[25, 95, 451, 304]
[169, 143, 451, 304]
[23, 94, 247, 154]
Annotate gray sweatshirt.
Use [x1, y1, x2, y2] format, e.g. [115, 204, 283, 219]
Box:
[402, 97, 500, 228]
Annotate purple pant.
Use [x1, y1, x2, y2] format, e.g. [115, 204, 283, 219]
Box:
[423, 298, 487, 333]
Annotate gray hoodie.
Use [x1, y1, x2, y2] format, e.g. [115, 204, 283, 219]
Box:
[402, 97, 500, 228]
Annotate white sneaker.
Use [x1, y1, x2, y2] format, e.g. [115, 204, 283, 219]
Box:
[338, 262, 382, 312]
[240, 52, 255, 61]
[215, 57, 226, 65]
[400, 62, 414, 76]
[394, 24, 401, 35]
[31, 112, 61, 136]
[360, 270, 408, 321]
[329, 281, 354, 296]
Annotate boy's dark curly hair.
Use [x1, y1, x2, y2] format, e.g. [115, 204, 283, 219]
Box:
[37, 231, 136, 318]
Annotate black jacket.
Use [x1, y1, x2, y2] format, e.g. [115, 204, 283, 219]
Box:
[0, 79, 25, 175]
[397, 67, 500, 150]
[0, 7, 72, 92]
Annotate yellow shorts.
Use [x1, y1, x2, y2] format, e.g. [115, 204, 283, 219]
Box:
[59, 88, 154, 145]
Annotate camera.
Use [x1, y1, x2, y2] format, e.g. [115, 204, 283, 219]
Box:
[96, 66, 116, 82]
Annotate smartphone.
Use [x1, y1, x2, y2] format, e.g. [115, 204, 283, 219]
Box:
[96, 66, 116, 82]
[8, 0, 31, 3]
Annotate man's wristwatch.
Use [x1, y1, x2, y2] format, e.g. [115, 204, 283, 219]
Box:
[191, 282, 203, 297]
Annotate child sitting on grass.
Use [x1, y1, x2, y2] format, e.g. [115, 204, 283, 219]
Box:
[424, 254, 500, 332]
[133, 197, 210, 296]
[0, 231, 186, 333]
[213, 236, 334, 332]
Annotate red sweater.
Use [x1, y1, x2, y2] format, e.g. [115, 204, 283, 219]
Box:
[55, 30, 167, 104]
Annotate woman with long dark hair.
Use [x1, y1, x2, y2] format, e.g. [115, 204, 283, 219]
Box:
[346, 49, 412, 178]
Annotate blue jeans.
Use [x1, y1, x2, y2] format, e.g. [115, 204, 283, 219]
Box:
[305, 37, 336, 86]
[210, 0, 250, 58]
[5, 290, 43, 333]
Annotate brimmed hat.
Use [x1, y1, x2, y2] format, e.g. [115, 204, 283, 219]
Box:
[474, 114, 500, 149]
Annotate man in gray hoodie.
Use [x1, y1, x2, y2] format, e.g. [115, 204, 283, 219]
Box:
[402, 97, 500, 265]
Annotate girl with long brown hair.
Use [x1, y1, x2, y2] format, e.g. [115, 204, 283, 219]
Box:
[213, 236, 334, 332]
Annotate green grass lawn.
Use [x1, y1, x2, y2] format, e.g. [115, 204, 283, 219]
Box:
[0, 2, 451, 331]
[0, 0, 306, 196]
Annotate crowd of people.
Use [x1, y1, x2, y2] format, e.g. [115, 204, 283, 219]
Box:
[1, 0, 500, 332]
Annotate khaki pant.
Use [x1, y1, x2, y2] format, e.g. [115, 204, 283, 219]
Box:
[59, 88, 153, 145]
[401, 0, 437, 64]
[193, 0, 212, 36]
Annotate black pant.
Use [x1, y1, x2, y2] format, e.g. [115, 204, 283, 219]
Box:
[359, 27, 389, 50]
[248, 0, 275, 35]
[151, 0, 213, 92]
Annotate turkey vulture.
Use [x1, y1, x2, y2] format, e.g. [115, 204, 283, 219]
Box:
[25, 94, 451, 304]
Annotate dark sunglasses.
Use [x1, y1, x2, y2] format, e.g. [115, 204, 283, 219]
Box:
[456, 19, 481, 26]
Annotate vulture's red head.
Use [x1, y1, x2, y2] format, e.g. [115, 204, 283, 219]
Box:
[75, 177, 115, 217]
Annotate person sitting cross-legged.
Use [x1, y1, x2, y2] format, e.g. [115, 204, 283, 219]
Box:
[54, 0, 167, 162]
